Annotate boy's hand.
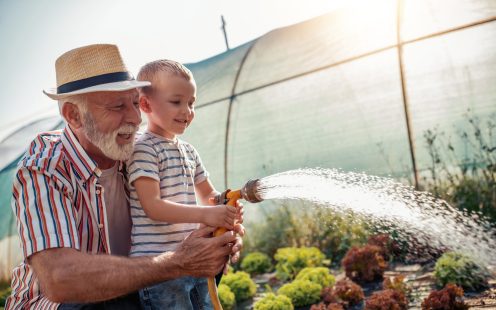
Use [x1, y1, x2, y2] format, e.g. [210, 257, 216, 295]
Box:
[203, 205, 236, 229]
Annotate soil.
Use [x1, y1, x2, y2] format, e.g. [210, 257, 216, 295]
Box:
[237, 263, 496, 309]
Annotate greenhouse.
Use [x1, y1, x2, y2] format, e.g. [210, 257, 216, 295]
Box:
[1, 0, 495, 301]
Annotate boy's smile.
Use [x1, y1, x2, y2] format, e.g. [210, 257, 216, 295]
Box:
[143, 72, 197, 140]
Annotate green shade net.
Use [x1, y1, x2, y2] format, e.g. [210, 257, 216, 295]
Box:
[1, 0, 496, 280]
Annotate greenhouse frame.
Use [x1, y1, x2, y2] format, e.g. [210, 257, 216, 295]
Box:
[1, 0, 495, 281]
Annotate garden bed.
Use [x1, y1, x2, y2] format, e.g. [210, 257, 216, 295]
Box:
[234, 261, 496, 309]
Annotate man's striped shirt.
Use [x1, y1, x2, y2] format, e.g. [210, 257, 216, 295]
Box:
[5, 126, 125, 310]
[127, 131, 208, 257]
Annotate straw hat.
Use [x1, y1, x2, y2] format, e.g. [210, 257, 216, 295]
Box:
[43, 44, 150, 100]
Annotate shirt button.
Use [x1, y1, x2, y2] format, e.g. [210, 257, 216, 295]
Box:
[96, 190, 101, 195]
[98, 224, 104, 229]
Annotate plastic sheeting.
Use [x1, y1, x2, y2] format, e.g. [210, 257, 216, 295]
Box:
[1, 0, 496, 280]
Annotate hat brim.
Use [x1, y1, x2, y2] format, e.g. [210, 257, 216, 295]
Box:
[43, 80, 151, 100]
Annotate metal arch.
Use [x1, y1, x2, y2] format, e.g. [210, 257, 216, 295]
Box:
[196, 16, 496, 110]
[396, 0, 419, 189]
[223, 39, 260, 188]
[193, 15, 496, 188]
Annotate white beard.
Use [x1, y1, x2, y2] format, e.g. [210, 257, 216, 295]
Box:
[81, 112, 138, 161]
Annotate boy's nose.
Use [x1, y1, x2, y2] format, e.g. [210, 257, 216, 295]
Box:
[180, 105, 192, 115]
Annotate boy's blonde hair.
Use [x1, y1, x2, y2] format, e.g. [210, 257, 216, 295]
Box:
[137, 59, 194, 95]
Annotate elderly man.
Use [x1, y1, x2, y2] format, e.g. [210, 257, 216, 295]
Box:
[5, 44, 243, 309]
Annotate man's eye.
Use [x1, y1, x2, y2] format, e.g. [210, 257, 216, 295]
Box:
[170, 101, 180, 105]
[111, 105, 124, 110]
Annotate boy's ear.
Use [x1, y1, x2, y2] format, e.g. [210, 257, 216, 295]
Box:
[139, 96, 152, 113]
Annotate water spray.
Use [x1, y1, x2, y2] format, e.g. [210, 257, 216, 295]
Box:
[208, 179, 264, 310]
[206, 168, 496, 309]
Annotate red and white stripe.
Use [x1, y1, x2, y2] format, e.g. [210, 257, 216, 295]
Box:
[5, 127, 114, 309]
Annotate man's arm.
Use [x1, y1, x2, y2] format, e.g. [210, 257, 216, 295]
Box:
[29, 226, 242, 303]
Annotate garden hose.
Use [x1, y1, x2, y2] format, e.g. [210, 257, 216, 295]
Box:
[208, 180, 263, 310]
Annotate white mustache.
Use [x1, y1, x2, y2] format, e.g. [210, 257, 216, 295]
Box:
[115, 125, 139, 136]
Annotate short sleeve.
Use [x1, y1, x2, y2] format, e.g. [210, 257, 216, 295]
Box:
[127, 140, 160, 185]
[189, 145, 209, 185]
[11, 167, 80, 259]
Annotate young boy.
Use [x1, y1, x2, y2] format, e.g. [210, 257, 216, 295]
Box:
[127, 60, 236, 309]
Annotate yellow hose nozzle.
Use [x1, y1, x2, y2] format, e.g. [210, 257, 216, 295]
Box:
[209, 178, 264, 309]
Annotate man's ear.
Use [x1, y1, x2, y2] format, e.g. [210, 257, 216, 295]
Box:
[139, 96, 152, 113]
[61, 102, 83, 129]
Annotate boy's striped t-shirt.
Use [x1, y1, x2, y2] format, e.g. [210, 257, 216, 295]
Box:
[126, 131, 209, 256]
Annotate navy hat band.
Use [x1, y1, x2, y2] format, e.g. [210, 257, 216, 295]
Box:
[57, 71, 133, 94]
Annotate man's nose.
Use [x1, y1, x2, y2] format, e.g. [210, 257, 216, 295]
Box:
[126, 103, 142, 125]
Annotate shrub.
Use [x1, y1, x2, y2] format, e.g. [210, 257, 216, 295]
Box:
[253, 293, 294, 310]
[274, 247, 326, 281]
[434, 252, 489, 290]
[241, 252, 273, 275]
[342, 245, 387, 283]
[217, 284, 235, 310]
[383, 275, 411, 296]
[365, 289, 408, 310]
[295, 267, 336, 289]
[0, 285, 11, 308]
[421, 283, 468, 310]
[278, 279, 322, 307]
[220, 271, 257, 302]
[367, 233, 401, 261]
[421, 113, 496, 223]
[244, 202, 370, 264]
[310, 302, 344, 310]
[322, 278, 364, 307]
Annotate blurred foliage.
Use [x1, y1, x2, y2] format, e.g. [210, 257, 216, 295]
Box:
[241, 252, 273, 275]
[0, 281, 10, 309]
[274, 247, 326, 281]
[295, 267, 335, 289]
[310, 302, 344, 310]
[217, 284, 236, 310]
[434, 252, 489, 291]
[244, 201, 371, 266]
[421, 283, 468, 310]
[367, 233, 402, 261]
[364, 289, 408, 310]
[382, 275, 411, 297]
[322, 277, 364, 308]
[342, 245, 387, 283]
[253, 293, 294, 310]
[278, 279, 322, 307]
[220, 271, 257, 302]
[422, 111, 496, 223]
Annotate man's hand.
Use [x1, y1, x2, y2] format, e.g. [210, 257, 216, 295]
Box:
[172, 224, 245, 277]
[235, 201, 244, 224]
[230, 223, 245, 264]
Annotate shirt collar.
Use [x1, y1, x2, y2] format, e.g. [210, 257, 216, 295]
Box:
[61, 125, 99, 181]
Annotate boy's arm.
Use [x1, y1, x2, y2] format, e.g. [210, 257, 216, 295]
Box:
[195, 179, 245, 224]
[134, 176, 235, 229]
[195, 178, 220, 205]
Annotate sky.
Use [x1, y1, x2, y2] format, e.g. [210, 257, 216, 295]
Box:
[0, 0, 346, 138]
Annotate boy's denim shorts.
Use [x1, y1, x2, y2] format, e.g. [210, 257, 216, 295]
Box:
[139, 276, 213, 310]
